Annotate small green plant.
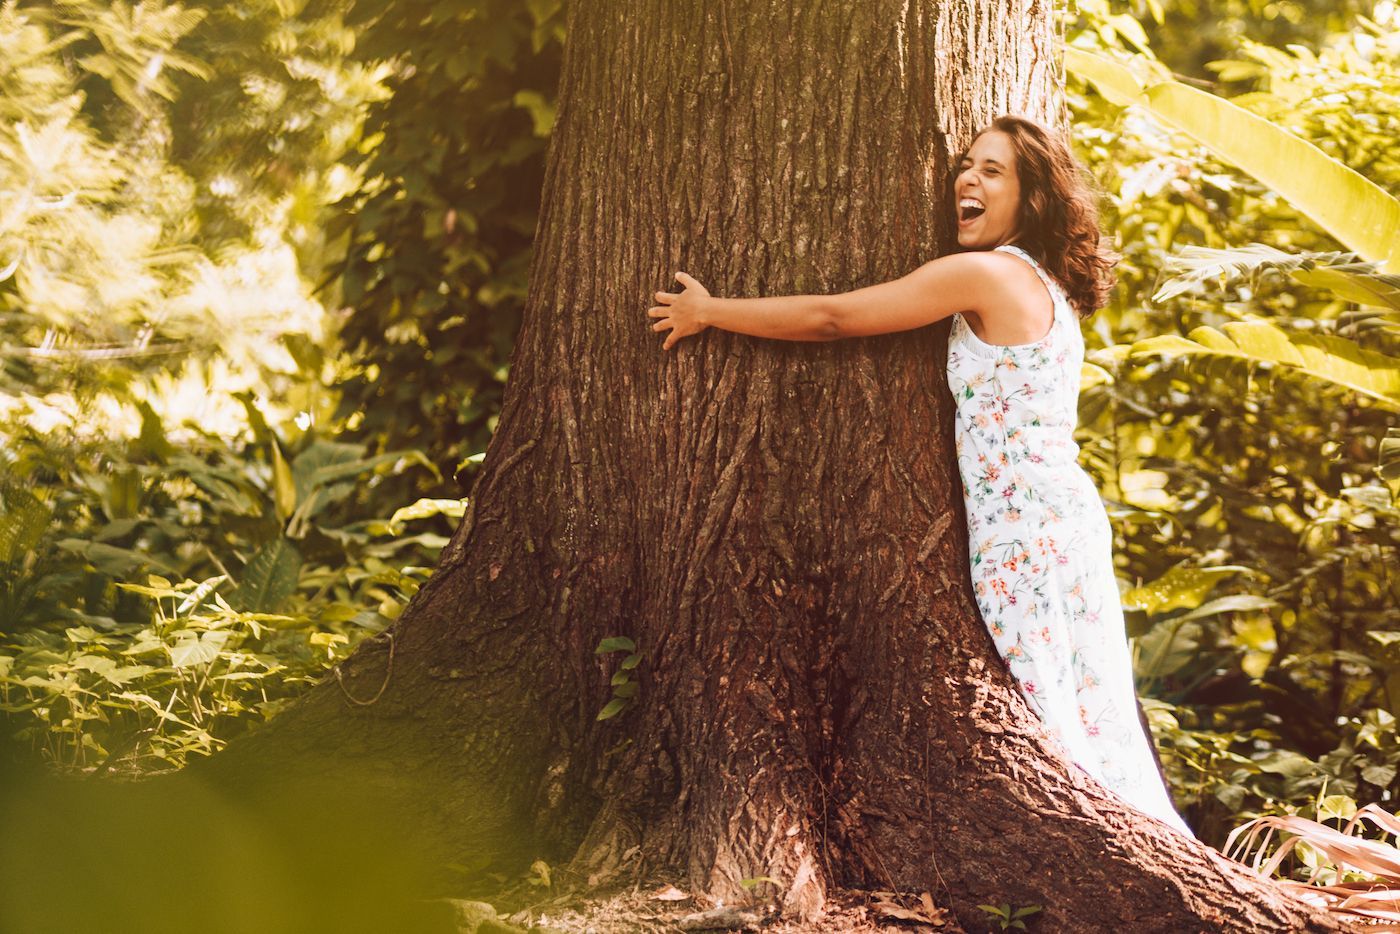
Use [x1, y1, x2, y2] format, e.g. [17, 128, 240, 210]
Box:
[978, 902, 1042, 931]
[594, 636, 640, 720]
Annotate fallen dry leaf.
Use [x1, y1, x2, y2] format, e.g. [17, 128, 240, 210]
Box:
[871, 892, 949, 926]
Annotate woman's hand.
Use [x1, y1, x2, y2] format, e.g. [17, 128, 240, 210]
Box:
[647, 271, 711, 351]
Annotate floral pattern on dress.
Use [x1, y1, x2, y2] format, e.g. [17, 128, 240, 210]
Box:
[946, 244, 1193, 837]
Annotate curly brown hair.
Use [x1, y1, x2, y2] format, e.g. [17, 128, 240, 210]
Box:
[957, 115, 1118, 319]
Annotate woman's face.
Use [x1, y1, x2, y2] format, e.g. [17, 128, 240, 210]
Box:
[954, 130, 1022, 250]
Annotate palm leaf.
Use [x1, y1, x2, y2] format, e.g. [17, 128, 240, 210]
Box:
[0, 486, 51, 564]
[1225, 807, 1400, 930]
[1152, 244, 1400, 311]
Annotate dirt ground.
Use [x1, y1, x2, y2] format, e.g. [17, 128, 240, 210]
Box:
[496, 882, 972, 933]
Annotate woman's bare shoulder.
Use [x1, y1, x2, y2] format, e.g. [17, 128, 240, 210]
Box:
[948, 250, 1054, 340]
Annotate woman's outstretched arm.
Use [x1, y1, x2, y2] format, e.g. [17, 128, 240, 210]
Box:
[647, 252, 1007, 350]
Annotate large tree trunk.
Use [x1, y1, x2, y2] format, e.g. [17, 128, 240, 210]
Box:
[198, 1, 1350, 930]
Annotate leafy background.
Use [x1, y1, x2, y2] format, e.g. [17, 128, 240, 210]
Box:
[1, 0, 1397, 889]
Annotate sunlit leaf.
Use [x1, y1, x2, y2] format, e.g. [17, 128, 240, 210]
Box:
[1066, 47, 1400, 271]
[1123, 565, 1250, 614]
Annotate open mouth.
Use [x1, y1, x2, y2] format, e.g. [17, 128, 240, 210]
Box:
[958, 198, 986, 223]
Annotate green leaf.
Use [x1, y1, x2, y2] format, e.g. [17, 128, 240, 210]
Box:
[387, 497, 468, 530]
[619, 653, 641, 670]
[595, 636, 636, 654]
[1130, 322, 1400, 408]
[512, 89, 556, 137]
[169, 630, 231, 668]
[271, 437, 297, 523]
[1123, 565, 1250, 614]
[57, 539, 178, 576]
[1316, 794, 1357, 822]
[69, 654, 117, 677]
[229, 539, 302, 613]
[175, 576, 227, 617]
[1254, 749, 1316, 778]
[1379, 428, 1400, 498]
[1361, 764, 1398, 788]
[285, 445, 438, 537]
[1135, 618, 1204, 680]
[739, 876, 779, 890]
[132, 399, 174, 464]
[596, 697, 629, 720]
[104, 664, 156, 686]
[1178, 594, 1276, 623]
[1066, 47, 1400, 271]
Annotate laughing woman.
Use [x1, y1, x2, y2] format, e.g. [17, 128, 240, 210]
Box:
[644, 114, 1195, 838]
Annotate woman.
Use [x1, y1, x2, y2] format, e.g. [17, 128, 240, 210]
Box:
[645, 114, 1194, 838]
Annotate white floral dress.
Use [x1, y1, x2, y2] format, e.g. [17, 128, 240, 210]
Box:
[946, 243, 1193, 837]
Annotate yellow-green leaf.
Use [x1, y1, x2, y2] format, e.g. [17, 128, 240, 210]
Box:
[1130, 321, 1400, 407]
[272, 437, 297, 523]
[1066, 47, 1400, 272]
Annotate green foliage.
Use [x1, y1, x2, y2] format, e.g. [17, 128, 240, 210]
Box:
[0, 0, 383, 427]
[978, 902, 1043, 930]
[595, 636, 640, 721]
[0, 2, 200, 396]
[0, 397, 446, 772]
[1067, 0, 1400, 843]
[325, 0, 565, 504]
[1065, 45, 1400, 269]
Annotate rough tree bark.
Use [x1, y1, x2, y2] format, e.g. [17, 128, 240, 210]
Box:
[199, 1, 1352, 930]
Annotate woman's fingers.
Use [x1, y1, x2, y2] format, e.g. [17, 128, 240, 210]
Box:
[650, 274, 704, 351]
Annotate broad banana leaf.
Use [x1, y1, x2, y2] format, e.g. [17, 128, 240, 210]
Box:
[1130, 319, 1400, 407]
[1065, 47, 1400, 272]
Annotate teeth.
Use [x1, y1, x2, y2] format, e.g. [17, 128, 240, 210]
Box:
[959, 198, 984, 209]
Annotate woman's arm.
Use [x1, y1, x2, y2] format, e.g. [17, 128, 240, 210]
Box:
[648, 252, 1005, 350]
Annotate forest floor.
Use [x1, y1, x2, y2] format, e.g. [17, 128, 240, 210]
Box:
[488, 881, 968, 933]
